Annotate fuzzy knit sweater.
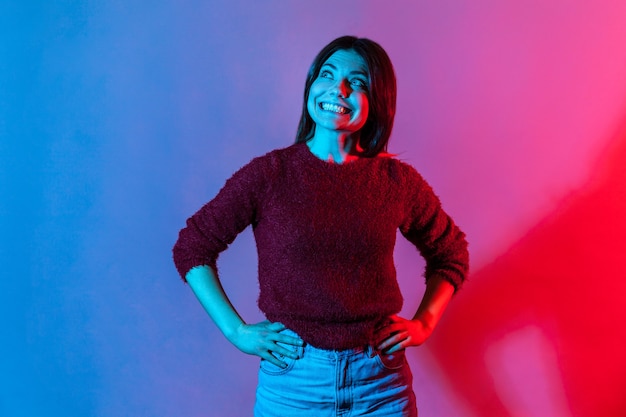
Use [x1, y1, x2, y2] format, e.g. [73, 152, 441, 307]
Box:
[172, 143, 469, 350]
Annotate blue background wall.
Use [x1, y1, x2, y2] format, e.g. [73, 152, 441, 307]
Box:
[3, 1, 626, 416]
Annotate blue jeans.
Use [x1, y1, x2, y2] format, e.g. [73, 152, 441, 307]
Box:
[254, 329, 417, 417]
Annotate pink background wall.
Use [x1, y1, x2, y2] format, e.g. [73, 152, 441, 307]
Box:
[2, 1, 626, 416]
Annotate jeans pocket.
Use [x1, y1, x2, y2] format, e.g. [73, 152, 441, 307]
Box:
[375, 349, 406, 371]
[259, 345, 299, 376]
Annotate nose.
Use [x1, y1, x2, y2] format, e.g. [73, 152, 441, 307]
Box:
[332, 79, 350, 98]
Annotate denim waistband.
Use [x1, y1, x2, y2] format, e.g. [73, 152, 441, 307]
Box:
[281, 328, 377, 359]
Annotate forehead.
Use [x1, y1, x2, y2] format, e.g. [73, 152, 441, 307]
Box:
[322, 49, 368, 75]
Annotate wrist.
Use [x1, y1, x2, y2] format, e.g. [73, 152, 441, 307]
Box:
[220, 319, 246, 343]
[413, 311, 436, 332]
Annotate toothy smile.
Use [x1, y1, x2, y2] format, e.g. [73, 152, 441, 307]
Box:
[320, 102, 351, 114]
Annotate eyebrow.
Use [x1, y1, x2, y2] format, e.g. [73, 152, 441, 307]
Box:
[321, 62, 368, 78]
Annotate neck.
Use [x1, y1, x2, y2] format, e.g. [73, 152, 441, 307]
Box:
[307, 130, 360, 164]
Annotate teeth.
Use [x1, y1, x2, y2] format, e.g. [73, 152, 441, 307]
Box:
[321, 103, 349, 114]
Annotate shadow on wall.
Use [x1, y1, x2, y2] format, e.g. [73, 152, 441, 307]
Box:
[428, 119, 626, 417]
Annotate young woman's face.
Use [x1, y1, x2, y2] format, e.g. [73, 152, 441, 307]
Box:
[306, 49, 370, 137]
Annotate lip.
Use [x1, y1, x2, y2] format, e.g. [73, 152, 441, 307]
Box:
[319, 101, 352, 115]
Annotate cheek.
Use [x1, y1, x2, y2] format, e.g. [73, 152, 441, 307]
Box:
[357, 96, 370, 122]
[306, 83, 321, 115]
[306, 94, 317, 120]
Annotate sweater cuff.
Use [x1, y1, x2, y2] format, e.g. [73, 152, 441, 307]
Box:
[426, 272, 464, 293]
[173, 255, 217, 283]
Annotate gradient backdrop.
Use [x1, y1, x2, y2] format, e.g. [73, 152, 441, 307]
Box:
[2, 1, 626, 416]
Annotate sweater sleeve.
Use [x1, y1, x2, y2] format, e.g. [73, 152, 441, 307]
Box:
[399, 165, 469, 291]
[172, 156, 268, 282]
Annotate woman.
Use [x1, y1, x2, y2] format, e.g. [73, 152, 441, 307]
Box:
[173, 36, 469, 416]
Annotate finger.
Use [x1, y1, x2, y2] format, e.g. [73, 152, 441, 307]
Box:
[267, 321, 286, 331]
[377, 331, 408, 350]
[274, 333, 305, 346]
[374, 332, 390, 347]
[261, 351, 289, 368]
[268, 335, 304, 359]
[374, 324, 405, 346]
[263, 323, 304, 347]
[381, 333, 409, 352]
[268, 344, 301, 360]
[384, 340, 406, 354]
[376, 321, 407, 335]
[376, 334, 396, 351]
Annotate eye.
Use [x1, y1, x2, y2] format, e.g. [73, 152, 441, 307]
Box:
[350, 78, 368, 89]
[319, 70, 333, 79]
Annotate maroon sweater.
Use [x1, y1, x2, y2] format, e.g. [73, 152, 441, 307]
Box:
[173, 143, 468, 349]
